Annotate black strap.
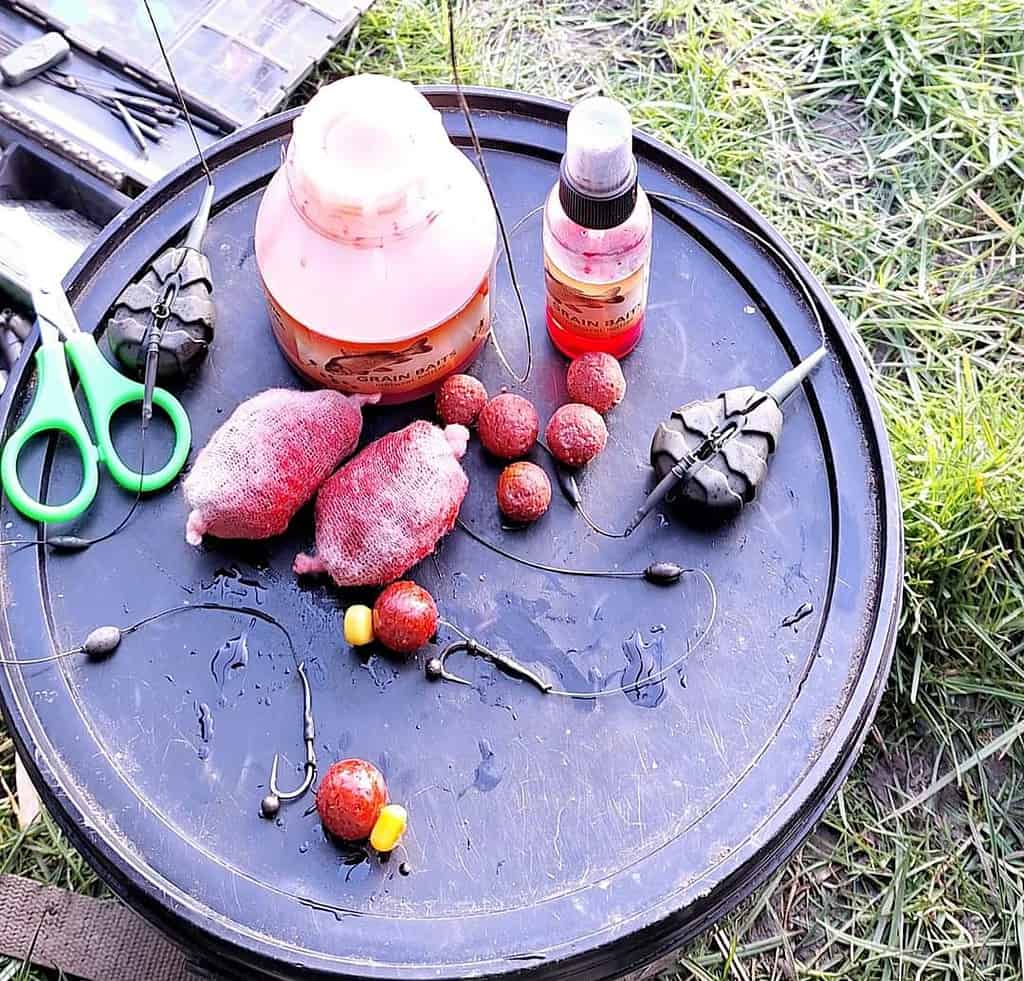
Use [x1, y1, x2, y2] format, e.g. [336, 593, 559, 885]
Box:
[0, 874, 194, 981]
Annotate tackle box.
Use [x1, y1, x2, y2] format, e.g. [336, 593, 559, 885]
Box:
[0, 0, 372, 381]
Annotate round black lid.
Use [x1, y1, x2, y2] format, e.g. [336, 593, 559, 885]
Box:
[0, 88, 901, 981]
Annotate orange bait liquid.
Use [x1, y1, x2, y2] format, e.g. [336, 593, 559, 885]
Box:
[541, 97, 652, 360]
[544, 250, 648, 359]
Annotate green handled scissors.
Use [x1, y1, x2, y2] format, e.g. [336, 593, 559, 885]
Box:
[0, 278, 191, 525]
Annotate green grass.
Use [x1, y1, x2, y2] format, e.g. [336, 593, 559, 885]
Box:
[4, 0, 1024, 977]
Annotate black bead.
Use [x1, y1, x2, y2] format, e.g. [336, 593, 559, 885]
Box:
[425, 657, 444, 680]
[260, 794, 281, 819]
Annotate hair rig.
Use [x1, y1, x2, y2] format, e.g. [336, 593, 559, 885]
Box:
[342, 538, 717, 702]
[426, 636, 552, 693]
[0, 602, 317, 820]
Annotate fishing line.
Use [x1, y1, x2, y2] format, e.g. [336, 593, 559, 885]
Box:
[141, 0, 214, 186]
[445, 0, 532, 384]
[0, 602, 296, 666]
[573, 498, 628, 539]
[435, 569, 717, 700]
[0, 596, 313, 815]
[535, 441, 629, 539]
[493, 191, 829, 538]
[547, 567, 714, 698]
[453, 517, 713, 697]
[646, 190, 827, 351]
[0, 415, 149, 551]
[0, 7, 208, 552]
[50, 426, 147, 549]
[456, 517, 682, 582]
[499, 193, 826, 350]
[510, 205, 544, 236]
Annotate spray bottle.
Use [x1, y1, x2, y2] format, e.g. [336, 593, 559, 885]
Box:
[543, 97, 652, 359]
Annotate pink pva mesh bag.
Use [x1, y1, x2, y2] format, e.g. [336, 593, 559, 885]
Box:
[184, 388, 376, 545]
[294, 421, 469, 587]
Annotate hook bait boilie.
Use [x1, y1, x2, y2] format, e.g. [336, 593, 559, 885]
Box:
[343, 552, 715, 703]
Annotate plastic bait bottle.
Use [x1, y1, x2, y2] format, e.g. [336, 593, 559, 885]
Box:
[255, 75, 497, 404]
[543, 96, 652, 359]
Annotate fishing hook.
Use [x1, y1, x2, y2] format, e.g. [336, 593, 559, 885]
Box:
[426, 572, 717, 701]
[259, 662, 317, 819]
[426, 630, 552, 694]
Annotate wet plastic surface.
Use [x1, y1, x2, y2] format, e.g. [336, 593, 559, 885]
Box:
[0, 90, 901, 980]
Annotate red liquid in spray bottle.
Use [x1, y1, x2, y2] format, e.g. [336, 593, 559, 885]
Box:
[543, 97, 652, 359]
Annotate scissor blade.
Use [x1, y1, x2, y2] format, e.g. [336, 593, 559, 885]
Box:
[0, 210, 80, 345]
[0, 212, 34, 311]
[31, 282, 80, 344]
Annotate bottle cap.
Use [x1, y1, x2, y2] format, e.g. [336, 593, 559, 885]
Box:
[559, 97, 638, 230]
[285, 74, 451, 242]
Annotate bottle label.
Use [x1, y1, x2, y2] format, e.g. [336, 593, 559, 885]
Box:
[262, 274, 492, 403]
[544, 256, 649, 338]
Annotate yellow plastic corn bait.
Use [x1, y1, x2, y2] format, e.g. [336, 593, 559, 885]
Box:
[369, 803, 408, 853]
[344, 605, 374, 646]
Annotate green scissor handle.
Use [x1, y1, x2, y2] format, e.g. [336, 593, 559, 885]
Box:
[64, 333, 191, 493]
[0, 344, 100, 524]
[0, 333, 191, 525]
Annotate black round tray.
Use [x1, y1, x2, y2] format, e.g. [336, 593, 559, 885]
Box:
[0, 88, 901, 981]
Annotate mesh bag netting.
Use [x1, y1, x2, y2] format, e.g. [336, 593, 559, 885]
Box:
[294, 421, 469, 587]
[184, 388, 376, 545]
